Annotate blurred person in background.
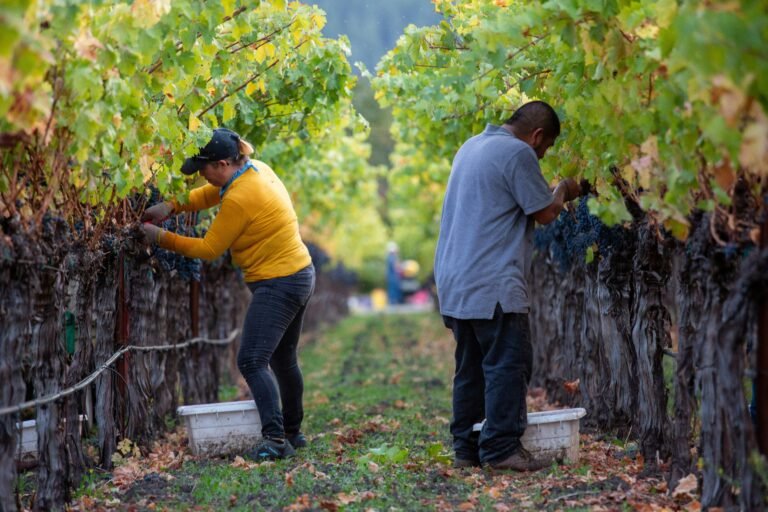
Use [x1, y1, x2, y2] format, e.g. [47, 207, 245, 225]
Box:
[386, 241, 403, 305]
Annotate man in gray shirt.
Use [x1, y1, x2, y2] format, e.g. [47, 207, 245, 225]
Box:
[434, 101, 580, 471]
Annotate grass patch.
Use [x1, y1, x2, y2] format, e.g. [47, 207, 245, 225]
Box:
[68, 312, 687, 511]
[164, 313, 475, 510]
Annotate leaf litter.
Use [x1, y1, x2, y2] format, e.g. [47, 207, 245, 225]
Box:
[65, 314, 699, 511]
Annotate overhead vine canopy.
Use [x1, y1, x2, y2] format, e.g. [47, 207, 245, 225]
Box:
[0, 0, 376, 228]
[373, 0, 767, 241]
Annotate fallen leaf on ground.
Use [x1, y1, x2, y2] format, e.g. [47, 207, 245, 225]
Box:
[284, 494, 312, 511]
[319, 501, 338, 512]
[230, 456, 258, 470]
[336, 491, 376, 505]
[334, 428, 364, 445]
[672, 474, 699, 501]
[111, 461, 144, 490]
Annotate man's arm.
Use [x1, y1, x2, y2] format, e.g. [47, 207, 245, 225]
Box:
[533, 179, 579, 225]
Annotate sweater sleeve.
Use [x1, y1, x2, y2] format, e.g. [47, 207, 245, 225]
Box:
[171, 184, 221, 213]
[158, 198, 248, 260]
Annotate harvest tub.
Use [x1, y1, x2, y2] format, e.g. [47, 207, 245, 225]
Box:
[474, 408, 587, 464]
[16, 416, 87, 462]
[177, 400, 262, 456]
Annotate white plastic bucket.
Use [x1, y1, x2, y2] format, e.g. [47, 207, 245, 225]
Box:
[15, 415, 87, 462]
[17, 420, 37, 461]
[177, 400, 262, 456]
[473, 408, 587, 463]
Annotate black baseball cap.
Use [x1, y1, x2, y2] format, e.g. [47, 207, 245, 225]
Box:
[181, 128, 241, 175]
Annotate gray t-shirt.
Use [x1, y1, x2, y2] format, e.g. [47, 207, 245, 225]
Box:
[434, 124, 554, 319]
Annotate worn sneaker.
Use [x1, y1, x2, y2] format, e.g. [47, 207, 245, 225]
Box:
[286, 432, 307, 449]
[487, 446, 553, 472]
[453, 458, 481, 469]
[246, 438, 296, 461]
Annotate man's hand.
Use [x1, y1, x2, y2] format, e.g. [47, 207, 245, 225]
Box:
[141, 201, 173, 225]
[534, 178, 587, 224]
[560, 178, 581, 202]
[141, 222, 164, 244]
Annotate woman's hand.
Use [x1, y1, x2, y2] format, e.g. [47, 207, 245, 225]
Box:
[141, 201, 173, 224]
[141, 222, 164, 244]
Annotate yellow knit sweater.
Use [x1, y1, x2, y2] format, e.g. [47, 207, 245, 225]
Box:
[158, 160, 311, 282]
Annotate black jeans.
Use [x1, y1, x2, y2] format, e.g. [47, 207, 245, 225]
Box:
[239, 265, 315, 439]
[444, 304, 533, 464]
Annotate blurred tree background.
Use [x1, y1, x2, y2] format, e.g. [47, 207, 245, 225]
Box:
[312, 0, 441, 167]
[310, 0, 443, 290]
[310, 0, 440, 73]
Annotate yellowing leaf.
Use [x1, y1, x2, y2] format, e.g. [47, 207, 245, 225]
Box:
[663, 216, 690, 241]
[635, 22, 659, 39]
[139, 154, 154, 181]
[222, 0, 236, 14]
[640, 135, 659, 162]
[620, 164, 635, 183]
[130, 0, 171, 28]
[254, 42, 276, 63]
[245, 82, 258, 96]
[310, 12, 326, 31]
[163, 83, 176, 103]
[290, 18, 306, 45]
[222, 101, 235, 123]
[188, 113, 201, 132]
[740, 118, 768, 176]
[73, 29, 103, 62]
[579, 28, 596, 66]
[710, 75, 748, 127]
[655, 0, 678, 28]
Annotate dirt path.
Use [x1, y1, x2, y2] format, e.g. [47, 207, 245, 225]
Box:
[59, 313, 697, 511]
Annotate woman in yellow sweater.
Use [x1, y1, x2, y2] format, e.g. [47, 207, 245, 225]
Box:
[141, 128, 314, 460]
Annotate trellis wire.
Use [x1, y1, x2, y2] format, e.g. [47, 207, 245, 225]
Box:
[0, 329, 239, 417]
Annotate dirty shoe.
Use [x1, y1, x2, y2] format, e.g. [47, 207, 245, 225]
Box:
[246, 438, 296, 461]
[488, 446, 553, 472]
[453, 458, 481, 469]
[286, 432, 307, 449]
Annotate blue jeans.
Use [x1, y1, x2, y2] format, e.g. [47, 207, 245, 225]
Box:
[444, 304, 532, 464]
[239, 265, 315, 439]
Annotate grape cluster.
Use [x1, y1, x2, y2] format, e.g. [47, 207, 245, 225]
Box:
[534, 197, 629, 271]
[41, 212, 70, 239]
[147, 200, 202, 282]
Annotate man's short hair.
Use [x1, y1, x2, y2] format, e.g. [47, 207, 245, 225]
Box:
[504, 101, 560, 139]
